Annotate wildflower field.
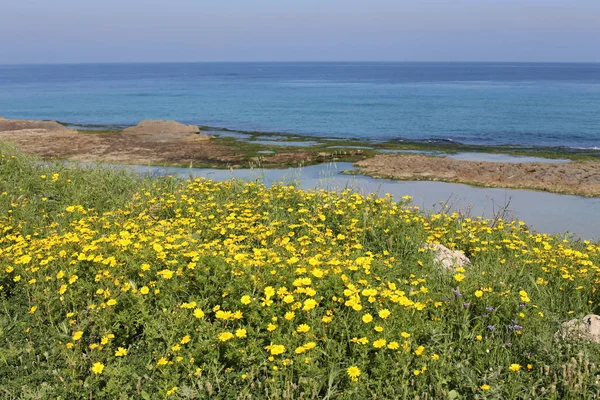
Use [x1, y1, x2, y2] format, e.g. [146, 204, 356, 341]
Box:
[1, 144, 600, 399]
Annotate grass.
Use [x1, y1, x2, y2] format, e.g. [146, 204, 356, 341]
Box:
[1, 143, 600, 399]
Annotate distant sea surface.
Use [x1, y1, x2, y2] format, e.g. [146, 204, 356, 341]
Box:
[1, 62, 599, 148]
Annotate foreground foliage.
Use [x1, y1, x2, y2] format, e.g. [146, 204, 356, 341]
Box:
[1, 145, 600, 399]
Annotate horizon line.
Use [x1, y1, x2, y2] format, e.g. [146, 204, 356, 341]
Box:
[2, 60, 600, 66]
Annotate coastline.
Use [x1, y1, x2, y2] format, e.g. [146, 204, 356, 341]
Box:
[1, 118, 600, 197]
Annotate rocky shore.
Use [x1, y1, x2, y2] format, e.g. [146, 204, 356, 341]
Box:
[1, 117, 599, 197]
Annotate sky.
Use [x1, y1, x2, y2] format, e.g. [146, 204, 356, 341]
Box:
[1, 0, 599, 64]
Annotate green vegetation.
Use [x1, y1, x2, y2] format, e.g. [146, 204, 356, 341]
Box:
[68, 124, 600, 171]
[198, 125, 600, 163]
[1, 144, 600, 399]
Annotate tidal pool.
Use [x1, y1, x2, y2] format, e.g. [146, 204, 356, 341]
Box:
[133, 162, 600, 240]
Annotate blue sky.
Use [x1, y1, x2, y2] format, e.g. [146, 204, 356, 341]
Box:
[1, 0, 599, 63]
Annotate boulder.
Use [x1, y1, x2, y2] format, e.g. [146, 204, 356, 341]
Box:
[122, 120, 200, 135]
[429, 243, 470, 270]
[557, 314, 600, 344]
[0, 118, 71, 132]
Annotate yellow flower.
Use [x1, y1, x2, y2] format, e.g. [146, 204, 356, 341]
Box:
[296, 324, 310, 333]
[264, 286, 275, 298]
[91, 362, 105, 375]
[267, 323, 278, 331]
[241, 295, 252, 305]
[193, 308, 205, 318]
[302, 298, 317, 311]
[362, 313, 373, 323]
[283, 294, 295, 304]
[265, 343, 286, 355]
[346, 365, 361, 381]
[217, 332, 234, 342]
[373, 339, 387, 349]
[72, 331, 83, 341]
[401, 332, 411, 338]
[378, 309, 391, 319]
[303, 342, 316, 350]
[284, 311, 295, 320]
[115, 347, 128, 357]
[474, 290, 484, 298]
[235, 329, 247, 338]
[181, 335, 191, 344]
[106, 299, 117, 306]
[140, 286, 149, 295]
[153, 243, 163, 252]
[454, 273, 465, 282]
[166, 387, 178, 396]
[387, 341, 400, 350]
[414, 345, 425, 356]
[481, 384, 491, 390]
[157, 269, 173, 279]
[519, 290, 531, 303]
[509, 363, 521, 372]
[157, 357, 168, 366]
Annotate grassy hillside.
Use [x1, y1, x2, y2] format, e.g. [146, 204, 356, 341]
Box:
[1, 144, 599, 399]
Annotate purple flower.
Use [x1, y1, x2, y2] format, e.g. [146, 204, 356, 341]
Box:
[453, 289, 462, 297]
[486, 307, 495, 312]
[487, 325, 496, 331]
[508, 325, 523, 331]
[505, 342, 512, 348]
[463, 302, 471, 308]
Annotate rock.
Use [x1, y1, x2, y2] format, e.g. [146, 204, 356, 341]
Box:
[0, 118, 72, 132]
[122, 120, 200, 135]
[429, 243, 470, 270]
[557, 315, 600, 344]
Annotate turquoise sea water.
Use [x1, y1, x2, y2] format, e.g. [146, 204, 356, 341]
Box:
[0, 62, 599, 148]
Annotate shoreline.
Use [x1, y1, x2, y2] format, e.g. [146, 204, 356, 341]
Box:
[1, 117, 600, 197]
[66, 121, 600, 161]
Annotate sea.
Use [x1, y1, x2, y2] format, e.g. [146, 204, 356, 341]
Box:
[1, 62, 599, 149]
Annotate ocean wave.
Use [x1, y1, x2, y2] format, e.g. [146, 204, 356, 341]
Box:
[564, 146, 600, 151]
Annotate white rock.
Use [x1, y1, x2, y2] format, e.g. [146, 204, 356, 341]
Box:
[558, 314, 600, 344]
[429, 243, 470, 270]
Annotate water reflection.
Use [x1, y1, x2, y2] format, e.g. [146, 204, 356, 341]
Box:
[132, 162, 600, 239]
